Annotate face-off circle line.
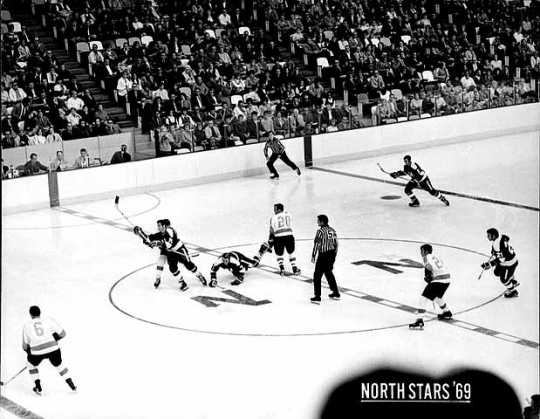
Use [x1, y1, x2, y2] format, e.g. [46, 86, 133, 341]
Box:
[109, 237, 499, 337]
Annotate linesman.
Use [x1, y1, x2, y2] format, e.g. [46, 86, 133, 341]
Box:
[264, 131, 301, 179]
[310, 214, 340, 304]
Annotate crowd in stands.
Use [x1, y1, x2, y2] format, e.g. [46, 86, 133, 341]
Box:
[1, 14, 123, 149]
[1, 0, 539, 154]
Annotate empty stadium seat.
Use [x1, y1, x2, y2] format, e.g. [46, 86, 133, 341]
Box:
[115, 38, 128, 48]
[230, 95, 243, 106]
[76, 42, 90, 63]
[238, 26, 251, 35]
[128, 37, 141, 46]
[141, 35, 153, 46]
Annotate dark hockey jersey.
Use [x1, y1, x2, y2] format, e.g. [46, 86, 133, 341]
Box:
[210, 251, 250, 279]
[395, 162, 427, 182]
[490, 235, 517, 267]
[148, 226, 185, 254]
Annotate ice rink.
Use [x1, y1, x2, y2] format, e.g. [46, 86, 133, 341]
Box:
[1, 130, 539, 419]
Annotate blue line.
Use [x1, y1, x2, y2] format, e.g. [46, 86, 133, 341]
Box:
[311, 166, 540, 212]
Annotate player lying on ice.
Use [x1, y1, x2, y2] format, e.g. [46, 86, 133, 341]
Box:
[133, 219, 207, 291]
[208, 251, 253, 287]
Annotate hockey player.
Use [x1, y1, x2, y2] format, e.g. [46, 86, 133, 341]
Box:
[209, 251, 252, 287]
[409, 244, 453, 330]
[22, 306, 77, 395]
[267, 203, 300, 275]
[389, 155, 450, 207]
[134, 219, 207, 291]
[481, 228, 519, 298]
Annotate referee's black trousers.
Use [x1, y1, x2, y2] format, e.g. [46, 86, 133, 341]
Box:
[267, 152, 298, 176]
[313, 250, 339, 298]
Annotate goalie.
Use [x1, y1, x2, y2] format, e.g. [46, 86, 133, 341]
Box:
[209, 251, 253, 287]
[134, 219, 208, 291]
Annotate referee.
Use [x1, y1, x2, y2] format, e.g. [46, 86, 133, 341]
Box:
[310, 214, 340, 304]
[264, 131, 301, 179]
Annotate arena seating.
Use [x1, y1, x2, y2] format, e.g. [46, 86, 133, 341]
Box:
[1, 0, 539, 158]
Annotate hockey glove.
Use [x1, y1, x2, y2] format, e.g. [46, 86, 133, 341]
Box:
[390, 172, 398, 179]
[133, 226, 142, 235]
[424, 268, 433, 283]
[481, 262, 491, 270]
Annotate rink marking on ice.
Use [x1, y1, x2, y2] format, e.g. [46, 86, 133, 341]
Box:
[3, 193, 161, 230]
[56, 206, 539, 347]
[311, 167, 540, 212]
[0, 396, 43, 419]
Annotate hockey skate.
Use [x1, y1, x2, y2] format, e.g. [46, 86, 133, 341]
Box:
[270, 174, 279, 180]
[209, 279, 217, 287]
[32, 380, 42, 396]
[437, 310, 453, 320]
[292, 266, 301, 275]
[296, 168, 301, 176]
[409, 319, 424, 330]
[179, 280, 189, 292]
[440, 196, 450, 206]
[408, 199, 420, 207]
[504, 289, 519, 298]
[66, 378, 77, 392]
[153, 278, 161, 289]
[329, 292, 341, 300]
[231, 278, 243, 286]
[279, 266, 285, 276]
[310, 296, 321, 305]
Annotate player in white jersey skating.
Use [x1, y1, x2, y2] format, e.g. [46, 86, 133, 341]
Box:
[22, 306, 77, 395]
[409, 244, 452, 330]
[253, 203, 300, 275]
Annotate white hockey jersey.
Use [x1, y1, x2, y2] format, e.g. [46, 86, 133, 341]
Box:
[424, 254, 451, 283]
[269, 211, 294, 237]
[22, 317, 65, 355]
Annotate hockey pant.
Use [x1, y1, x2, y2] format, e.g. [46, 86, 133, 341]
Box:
[267, 152, 298, 176]
[494, 261, 518, 287]
[405, 177, 441, 198]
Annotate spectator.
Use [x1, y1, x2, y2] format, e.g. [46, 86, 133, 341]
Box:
[23, 153, 49, 175]
[110, 144, 132, 164]
[50, 150, 69, 171]
[460, 71, 477, 90]
[66, 91, 85, 111]
[73, 148, 92, 169]
[203, 120, 222, 149]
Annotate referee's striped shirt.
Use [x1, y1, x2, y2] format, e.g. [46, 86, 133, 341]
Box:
[312, 225, 338, 258]
[264, 137, 285, 156]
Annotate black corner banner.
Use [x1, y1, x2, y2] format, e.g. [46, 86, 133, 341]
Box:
[304, 134, 313, 168]
[320, 368, 526, 419]
[48, 170, 59, 207]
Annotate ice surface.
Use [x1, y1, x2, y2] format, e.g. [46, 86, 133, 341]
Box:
[1, 131, 538, 419]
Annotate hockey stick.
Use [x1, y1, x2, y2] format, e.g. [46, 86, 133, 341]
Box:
[114, 195, 136, 228]
[0, 366, 27, 386]
[115, 196, 200, 257]
[477, 257, 493, 280]
[376, 163, 409, 181]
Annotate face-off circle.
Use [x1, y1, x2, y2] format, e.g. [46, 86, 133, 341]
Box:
[109, 238, 498, 336]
